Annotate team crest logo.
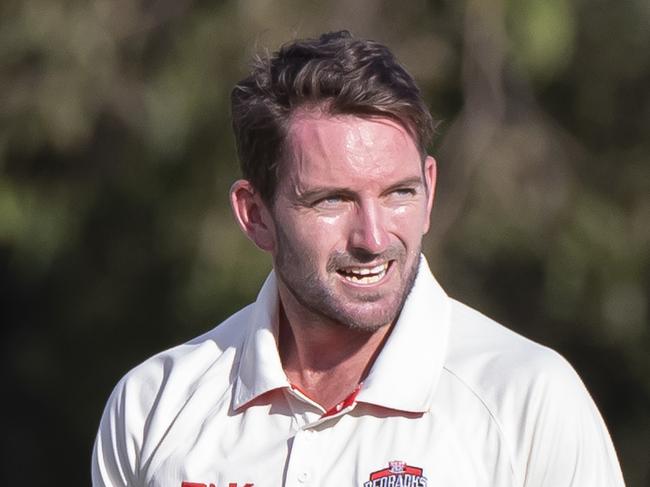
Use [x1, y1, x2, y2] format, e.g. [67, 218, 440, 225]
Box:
[363, 460, 427, 487]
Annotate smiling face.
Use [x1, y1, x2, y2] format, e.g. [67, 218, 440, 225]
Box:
[256, 110, 435, 332]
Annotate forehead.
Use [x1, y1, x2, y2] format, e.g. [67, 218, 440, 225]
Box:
[282, 111, 422, 187]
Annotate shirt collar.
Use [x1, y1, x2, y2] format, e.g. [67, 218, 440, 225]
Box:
[356, 255, 451, 412]
[233, 272, 289, 410]
[232, 255, 451, 413]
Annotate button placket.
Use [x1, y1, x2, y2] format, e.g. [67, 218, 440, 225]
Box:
[284, 427, 321, 487]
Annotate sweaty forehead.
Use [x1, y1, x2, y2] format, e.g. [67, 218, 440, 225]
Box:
[288, 110, 413, 147]
[284, 111, 421, 179]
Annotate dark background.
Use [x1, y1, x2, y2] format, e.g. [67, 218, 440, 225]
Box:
[1, 0, 648, 485]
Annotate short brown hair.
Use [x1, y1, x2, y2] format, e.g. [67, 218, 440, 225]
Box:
[231, 31, 434, 203]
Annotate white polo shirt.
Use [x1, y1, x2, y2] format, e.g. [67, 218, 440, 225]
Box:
[92, 257, 625, 487]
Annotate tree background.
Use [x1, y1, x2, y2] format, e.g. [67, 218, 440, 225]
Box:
[1, 0, 648, 484]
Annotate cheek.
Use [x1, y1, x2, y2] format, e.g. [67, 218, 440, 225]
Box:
[283, 213, 346, 252]
[391, 204, 428, 229]
[309, 215, 347, 246]
[319, 213, 344, 226]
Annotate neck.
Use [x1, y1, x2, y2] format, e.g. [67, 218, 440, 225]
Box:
[277, 285, 392, 411]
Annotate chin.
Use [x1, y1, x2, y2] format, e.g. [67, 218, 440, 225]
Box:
[330, 299, 402, 332]
[340, 319, 392, 333]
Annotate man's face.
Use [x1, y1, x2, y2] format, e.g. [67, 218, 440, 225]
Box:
[268, 111, 435, 332]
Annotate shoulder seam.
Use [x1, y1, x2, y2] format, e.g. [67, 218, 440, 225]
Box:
[441, 365, 520, 485]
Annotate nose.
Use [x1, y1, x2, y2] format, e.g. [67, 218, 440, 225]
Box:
[348, 201, 390, 256]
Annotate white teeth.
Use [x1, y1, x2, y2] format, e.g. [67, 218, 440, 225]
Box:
[346, 263, 387, 276]
[344, 270, 386, 284]
[339, 263, 389, 284]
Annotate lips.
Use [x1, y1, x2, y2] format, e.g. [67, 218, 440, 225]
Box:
[337, 262, 390, 285]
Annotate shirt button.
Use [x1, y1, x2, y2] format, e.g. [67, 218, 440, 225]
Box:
[298, 471, 310, 483]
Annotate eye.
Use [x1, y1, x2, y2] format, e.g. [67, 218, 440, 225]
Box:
[392, 187, 417, 197]
[313, 194, 348, 207]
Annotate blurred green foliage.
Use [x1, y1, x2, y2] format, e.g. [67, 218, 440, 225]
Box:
[1, 0, 648, 484]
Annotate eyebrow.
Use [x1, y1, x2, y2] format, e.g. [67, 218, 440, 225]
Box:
[295, 176, 425, 203]
[382, 176, 425, 193]
[294, 187, 354, 204]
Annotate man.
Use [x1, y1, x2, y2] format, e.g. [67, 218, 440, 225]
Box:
[92, 31, 624, 486]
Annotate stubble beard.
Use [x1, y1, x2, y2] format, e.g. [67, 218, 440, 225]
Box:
[274, 226, 421, 333]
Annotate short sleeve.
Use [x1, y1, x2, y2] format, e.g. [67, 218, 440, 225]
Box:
[91, 376, 146, 487]
[92, 380, 136, 487]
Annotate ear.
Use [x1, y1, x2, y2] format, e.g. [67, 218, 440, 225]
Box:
[422, 155, 437, 234]
[230, 179, 276, 252]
